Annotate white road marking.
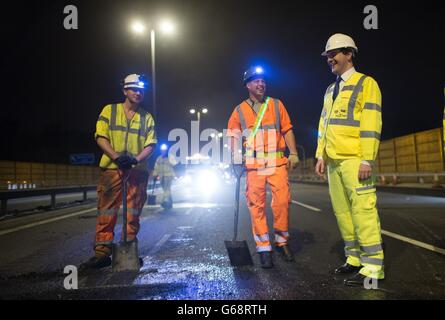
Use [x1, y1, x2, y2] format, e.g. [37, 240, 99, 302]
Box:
[291, 200, 322, 212]
[147, 234, 172, 256]
[381, 229, 445, 256]
[0, 208, 97, 236]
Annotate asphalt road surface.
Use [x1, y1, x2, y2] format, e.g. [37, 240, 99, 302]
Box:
[0, 177, 444, 300]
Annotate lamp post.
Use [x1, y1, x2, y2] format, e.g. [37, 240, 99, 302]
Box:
[189, 107, 208, 129]
[131, 19, 176, 120]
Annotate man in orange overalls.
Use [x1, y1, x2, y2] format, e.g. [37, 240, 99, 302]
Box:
[227, 66, 299, 268]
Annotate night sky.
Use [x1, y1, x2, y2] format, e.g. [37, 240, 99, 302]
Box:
[1, 0, 444, 164]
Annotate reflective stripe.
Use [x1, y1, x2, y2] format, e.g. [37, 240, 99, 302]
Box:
[110, 104, 117, 127]
[361, 257, 384, 266]
[98, 116, 109, 124]
[275, 234, 287, 243]
[246, 151, 284, 159]
[360, 244, 383, 253]
[360, 131, 381, 140]
[345, 250, 360, 257]
[328, 118, 360, 127]
[356, 185, 376, 192]
[275, 231, 289, 237]
[98, 208, 142, 216]
[128, 208, 142, 217]
[95, 241, 113, 246]
[363, 103, 382, 112]
[347, 75, 367, 120]
[342, 85, 355, 91]
[273, 99, 281, 133]
[326, 83, 335, 95]
[97, 209, 118, 216]
[109, 125, 143, 135]
[257, 245, 272, 253]
[344, 240, 359, 247]
[140, 113, 146, 137]
[254, 234, 270, 243]
[236, 105, 247, 131]
[260, 124, 277, 130]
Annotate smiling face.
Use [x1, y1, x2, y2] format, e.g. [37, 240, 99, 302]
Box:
[123, 87, 145, 104]
[246, 77, 266, 98]
[326, 49, 354, 76]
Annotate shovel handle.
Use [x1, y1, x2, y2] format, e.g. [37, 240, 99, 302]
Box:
[121, 170, 131, 243]
[233, 172, 241, 241]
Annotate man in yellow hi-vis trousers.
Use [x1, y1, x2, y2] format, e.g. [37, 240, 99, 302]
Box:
[315, 34, 384, 286]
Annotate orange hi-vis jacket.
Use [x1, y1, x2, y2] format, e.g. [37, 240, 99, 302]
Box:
[227, 97, 293, 169]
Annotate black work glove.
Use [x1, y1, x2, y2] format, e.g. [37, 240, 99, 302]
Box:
[115, 155, 138, 169]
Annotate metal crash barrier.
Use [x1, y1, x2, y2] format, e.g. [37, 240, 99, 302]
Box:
[0, 185, 96, 216]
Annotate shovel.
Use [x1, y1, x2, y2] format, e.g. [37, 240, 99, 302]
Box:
[112, 169, 141, 272]
[224, 165, 253, 267]
[147, 177, 157, 205]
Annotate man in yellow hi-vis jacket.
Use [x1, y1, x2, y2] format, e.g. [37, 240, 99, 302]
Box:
[315, 34, 384, 286]
[80, 74, 157, 270]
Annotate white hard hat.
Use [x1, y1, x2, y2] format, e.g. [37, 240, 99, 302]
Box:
[321, 33, 358, 56]
[122, 74, 147, 90]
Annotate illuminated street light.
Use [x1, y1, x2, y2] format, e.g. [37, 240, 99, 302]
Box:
[131, 21, 146, 34]
[202, 108, 208, 114]
[190, 109, 196, 114]
[159, 20, 175, 35]
[131, 18, 177, 120]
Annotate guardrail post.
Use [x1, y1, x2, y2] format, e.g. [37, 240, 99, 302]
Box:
[51, 192, 56, 209]
[432, 174, 443, 189]
[1, 199, 7, 216]
[83, 189, 87, 202]
[380, 175, 387, 185]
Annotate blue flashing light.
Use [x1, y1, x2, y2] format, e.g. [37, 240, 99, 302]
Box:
[160, 144, 168, 151]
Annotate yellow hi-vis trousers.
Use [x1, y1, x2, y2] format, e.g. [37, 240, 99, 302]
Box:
[327, 158, 384, 280]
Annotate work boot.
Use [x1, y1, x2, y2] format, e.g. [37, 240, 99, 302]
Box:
[275, 245, 294, 262]
[334, 263, 361, 274]
[79, 255, 111, 270]
[344, 273, 384, 287]
[259, 251, 273, 269]
[161, 201, 172, 209]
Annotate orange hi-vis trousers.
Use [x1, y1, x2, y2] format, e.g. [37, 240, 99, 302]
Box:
[245, 165, 291, 252]
[94, 169, 149, 257]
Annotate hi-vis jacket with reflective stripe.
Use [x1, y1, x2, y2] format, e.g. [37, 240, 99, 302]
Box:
[316, 72, 382, 164]
[153, 155, 176, 177]
[95, 103, 157, 170]
[227, 97, 293, 169]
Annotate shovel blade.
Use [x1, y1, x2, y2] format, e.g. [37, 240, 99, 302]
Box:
[224, 240, 253, 266]
[147, 195, 157, 205]
[112, 241, 140, 272]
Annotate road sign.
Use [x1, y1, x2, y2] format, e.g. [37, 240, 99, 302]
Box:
[69, 153, 95, 165]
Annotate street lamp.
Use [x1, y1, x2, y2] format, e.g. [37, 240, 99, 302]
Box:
[189, 107, 208, 127]
[131, 19, 176, 120]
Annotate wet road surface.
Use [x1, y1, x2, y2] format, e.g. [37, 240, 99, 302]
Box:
[0, 178, 444, 300]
